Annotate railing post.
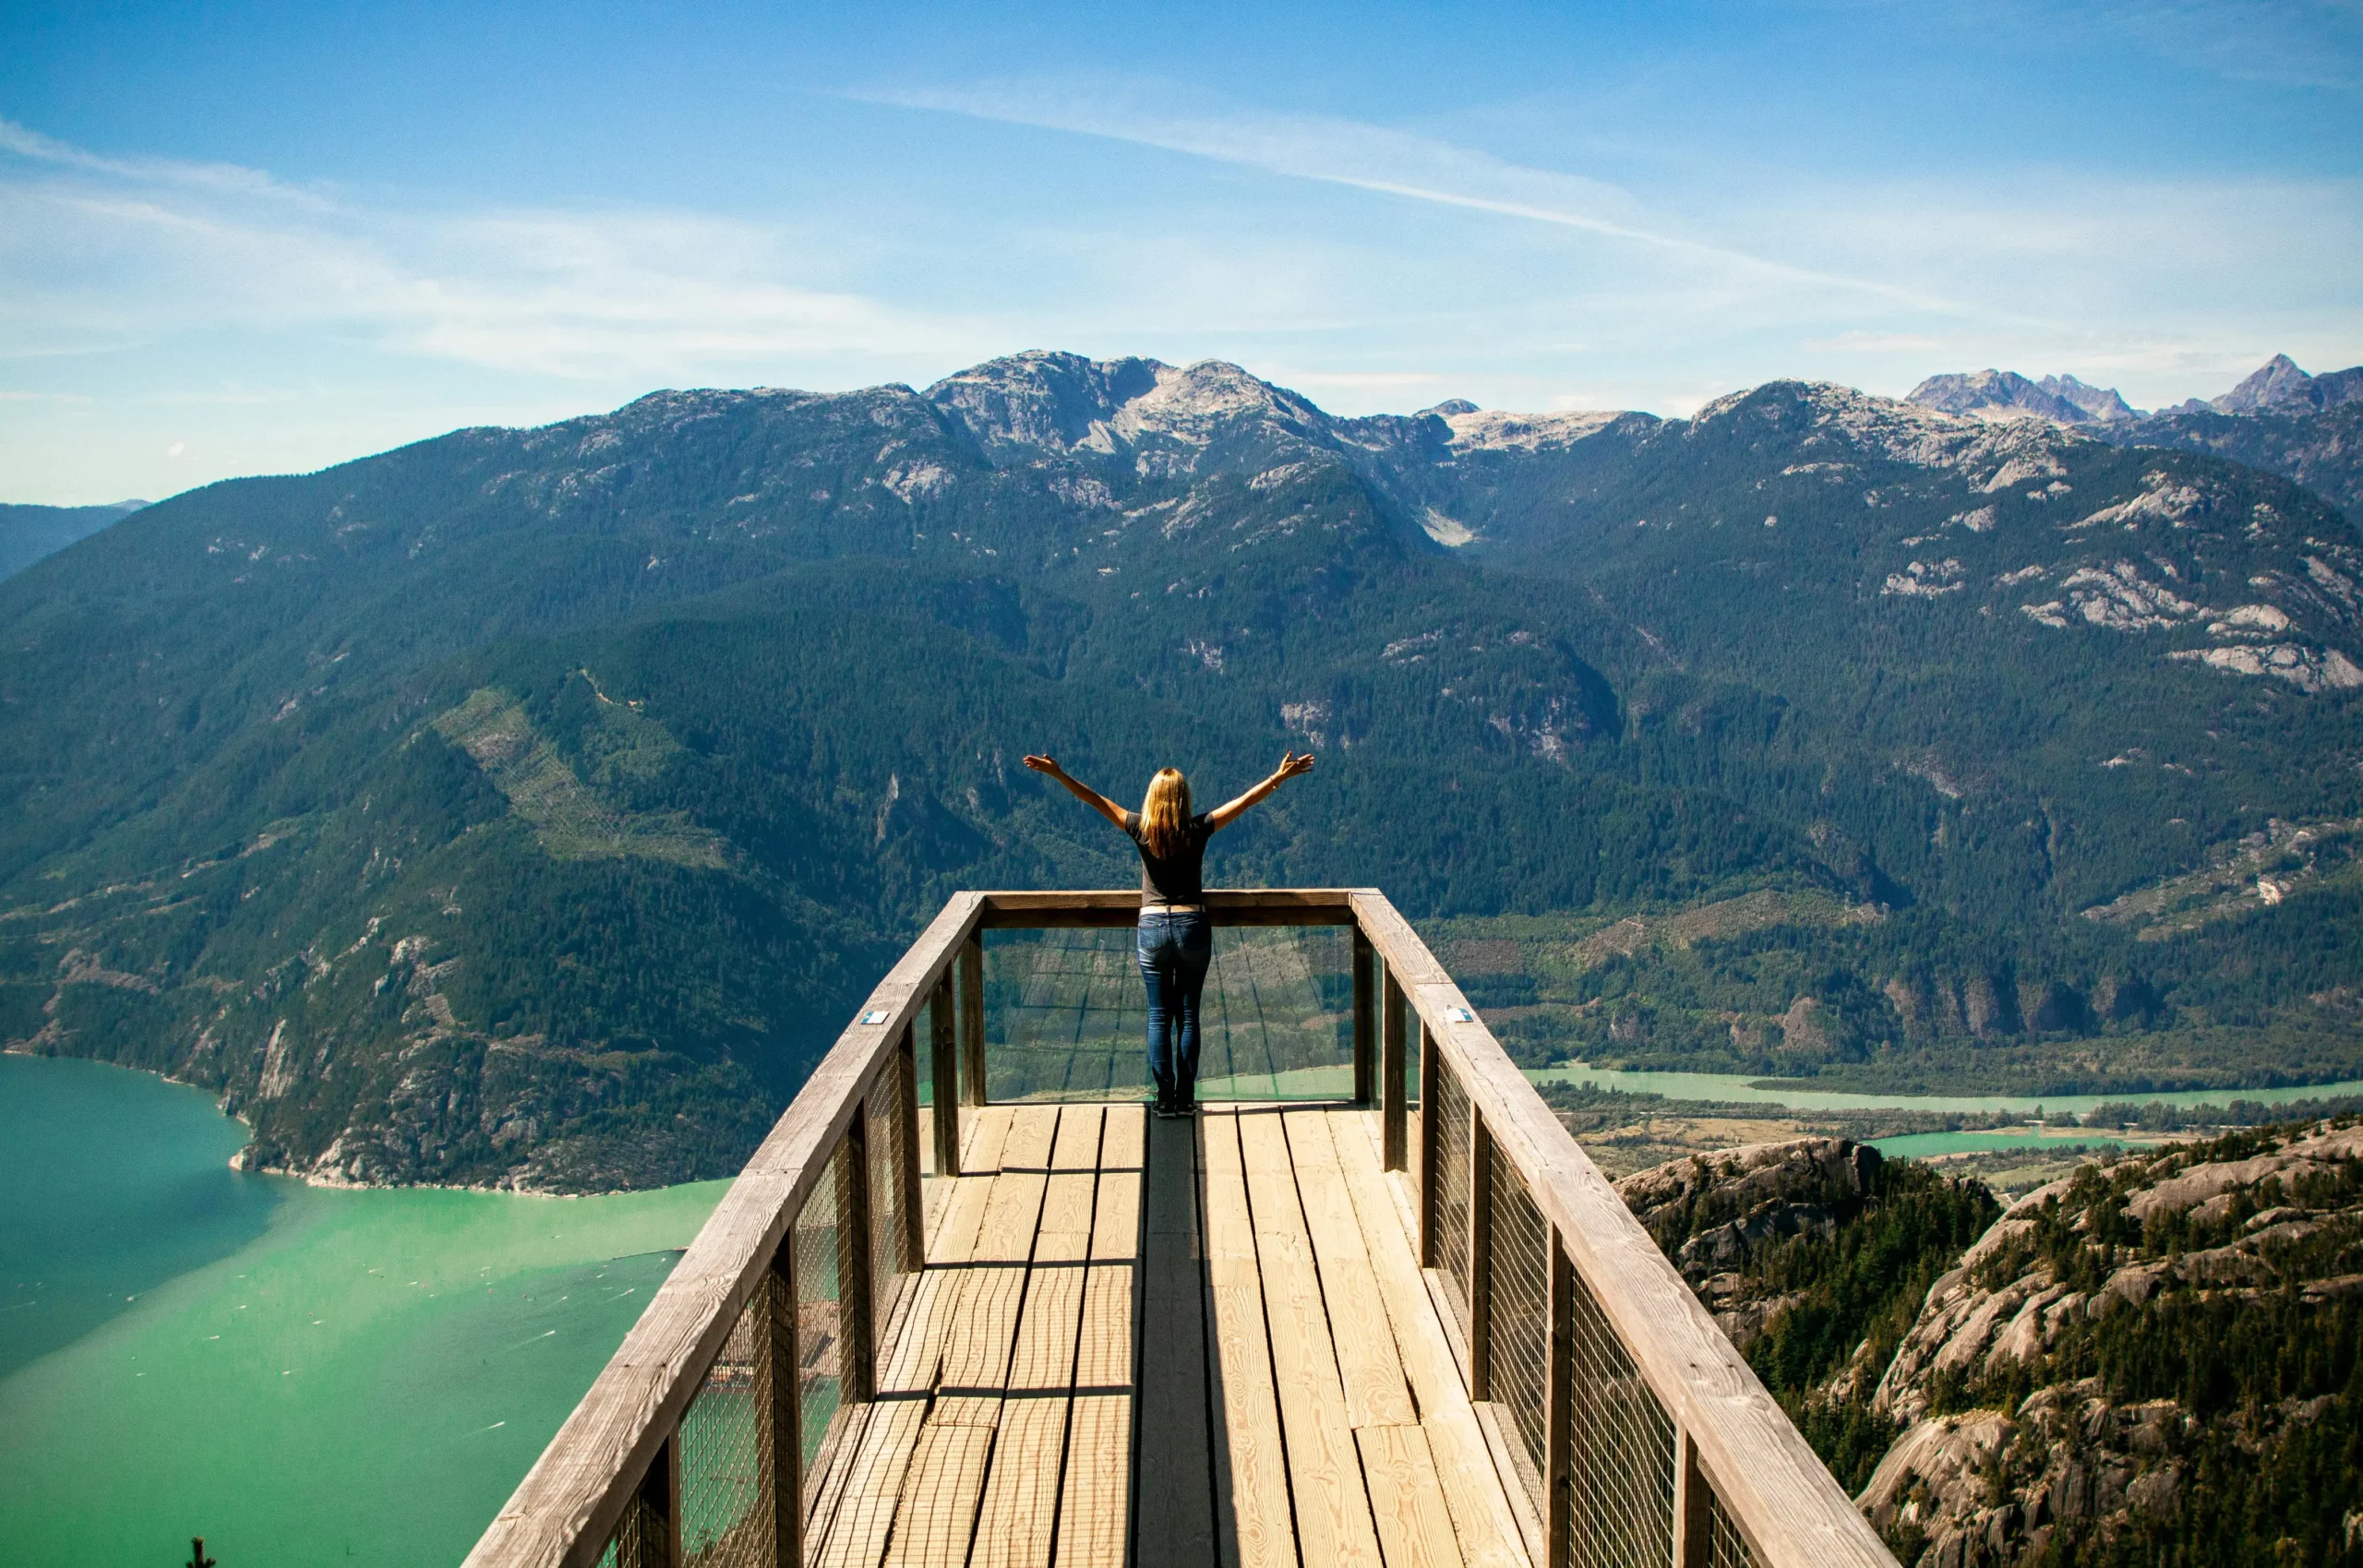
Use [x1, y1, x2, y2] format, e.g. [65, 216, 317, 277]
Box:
[838, 1117, 875, 1406]
[765, 1240, 804, 1568]
[896, 1022, 923, 1270]
[930, 980, 959, 1177]
[1382, 968, 1408, 1171]
[958, 934, 986, 1105]
[1544, 1227, 1574, 1568]
[1418, 1043, 1441, 1268]
[1673, 1426, 1710, 1568]
[1467, 1105, 1493, 1399]
[1351, 928, 1375, 1105]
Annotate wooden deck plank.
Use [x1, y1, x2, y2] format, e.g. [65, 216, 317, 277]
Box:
[882, 1424, 994, 1568]
[1076, 1109, 1143, 1391]
[1357, 1426, 1468, 1568]
[1136, 1112, 1216, 1568]
[1099, 1102, 1146, 1173]
[1090, 1106, 1145, 1265]
[933, 1107, 1058, 1412]
[1239, 1113, 1385, 1566]
[1050, 1103, 1107, 1169]
[1326, 1111, 1535, 1568]
[813, 1401, 929, 1568]
[1201, 1112, 1296, 1568]
[935, 1109, 1058, 1397]
[1284, 1112, 1418, 1430]
[1056, 1394, 1134, 1568]
[924, 1105, 1014, 1251]
[886, 1111, 1015, 1398]
[969, 1395, 1073, 1568]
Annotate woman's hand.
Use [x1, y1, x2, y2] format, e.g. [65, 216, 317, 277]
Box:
[1022, 754, 1063, 778]
[1209, 750, 1315, 832]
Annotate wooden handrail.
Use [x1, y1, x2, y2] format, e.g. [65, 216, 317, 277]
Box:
[1346, 892, 1897, 1568]
[468, 887, 1894, 1568]
[975, 887, 1361, 927]
[462, 892, 988, 1568]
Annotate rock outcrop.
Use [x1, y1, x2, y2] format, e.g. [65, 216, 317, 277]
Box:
[1617, 1136, 1884, 1351]
[1851, 1119, 2363, 1566]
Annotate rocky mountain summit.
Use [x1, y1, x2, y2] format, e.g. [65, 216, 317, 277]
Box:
[2194, 353, 2363, 418]
[1907, 371, 2141, 426]
[1909, 354, 2363, 532]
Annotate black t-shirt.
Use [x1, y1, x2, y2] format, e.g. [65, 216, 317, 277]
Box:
[1122, 810, 1213, 904]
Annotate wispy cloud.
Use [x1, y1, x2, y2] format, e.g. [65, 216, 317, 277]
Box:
[0, 121, 976, 381]
[859, 80, 1973, 316]
[0, 116, 333, 206]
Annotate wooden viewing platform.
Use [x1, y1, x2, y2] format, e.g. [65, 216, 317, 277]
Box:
[464, 891, 1899, 1568]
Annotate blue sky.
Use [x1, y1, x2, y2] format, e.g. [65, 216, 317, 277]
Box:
[3, 0, 2359, 503]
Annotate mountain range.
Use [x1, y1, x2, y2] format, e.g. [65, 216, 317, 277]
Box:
[3, 352, 2360, 1189]
[1908, 355, 2363, 527]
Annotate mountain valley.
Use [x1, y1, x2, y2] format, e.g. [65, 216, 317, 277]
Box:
[3, 352, 2360, 1189]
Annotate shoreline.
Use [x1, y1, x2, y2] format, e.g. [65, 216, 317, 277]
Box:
[1, 1049, 643, 1200]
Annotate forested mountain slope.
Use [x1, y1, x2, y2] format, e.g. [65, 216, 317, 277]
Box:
[0, 499, 145, 582]
[3, 353, 2359, 1188]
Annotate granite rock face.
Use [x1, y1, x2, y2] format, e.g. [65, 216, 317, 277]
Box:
[1850, 1119, 2363, 1565]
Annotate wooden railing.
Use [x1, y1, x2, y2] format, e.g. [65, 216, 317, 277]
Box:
[463, 889, 1895, 1568]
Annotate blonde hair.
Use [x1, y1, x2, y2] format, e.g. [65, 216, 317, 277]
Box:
[1139, 768, 1193, 858]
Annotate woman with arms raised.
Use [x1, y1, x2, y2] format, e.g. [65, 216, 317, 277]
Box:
[1021, 751, 1317, 1119]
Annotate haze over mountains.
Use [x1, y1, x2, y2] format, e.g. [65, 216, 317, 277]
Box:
[2, 352, 2359, 1190]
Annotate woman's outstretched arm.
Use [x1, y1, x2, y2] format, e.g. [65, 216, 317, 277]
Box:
[1206, 750, 1316, 832]
[1023, 754, 1131, 830]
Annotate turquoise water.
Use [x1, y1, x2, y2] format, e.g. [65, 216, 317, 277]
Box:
[0, 1055, 282, 1381]
[1869, 1130, 2141, 1160]
[1531, 1062, 2363, 1116]
[0, 1054, 725, 1568]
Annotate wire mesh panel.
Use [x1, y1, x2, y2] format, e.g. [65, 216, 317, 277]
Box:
[593, 1490, 665, 1568]
[981, 926, 1355, 1101]
[1704, 1484, 1761, 1568]
[1431, 1056, 1472, 1329]
[1565, 1263, 1676, 1568]
[792, 1138, 853, 1487]
[1487, 1144, 1551, 1490]
[679, 1295, 767, 1568]
[866, 1053, 911, 1326]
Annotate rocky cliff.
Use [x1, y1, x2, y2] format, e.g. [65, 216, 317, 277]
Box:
[1624, 1123, 2363, 1566]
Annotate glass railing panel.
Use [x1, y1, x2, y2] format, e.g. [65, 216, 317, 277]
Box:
[981, 925, 1356, 1101]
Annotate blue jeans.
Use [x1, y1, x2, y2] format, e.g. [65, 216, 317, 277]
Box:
[1137, 911, 1213, 1109]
